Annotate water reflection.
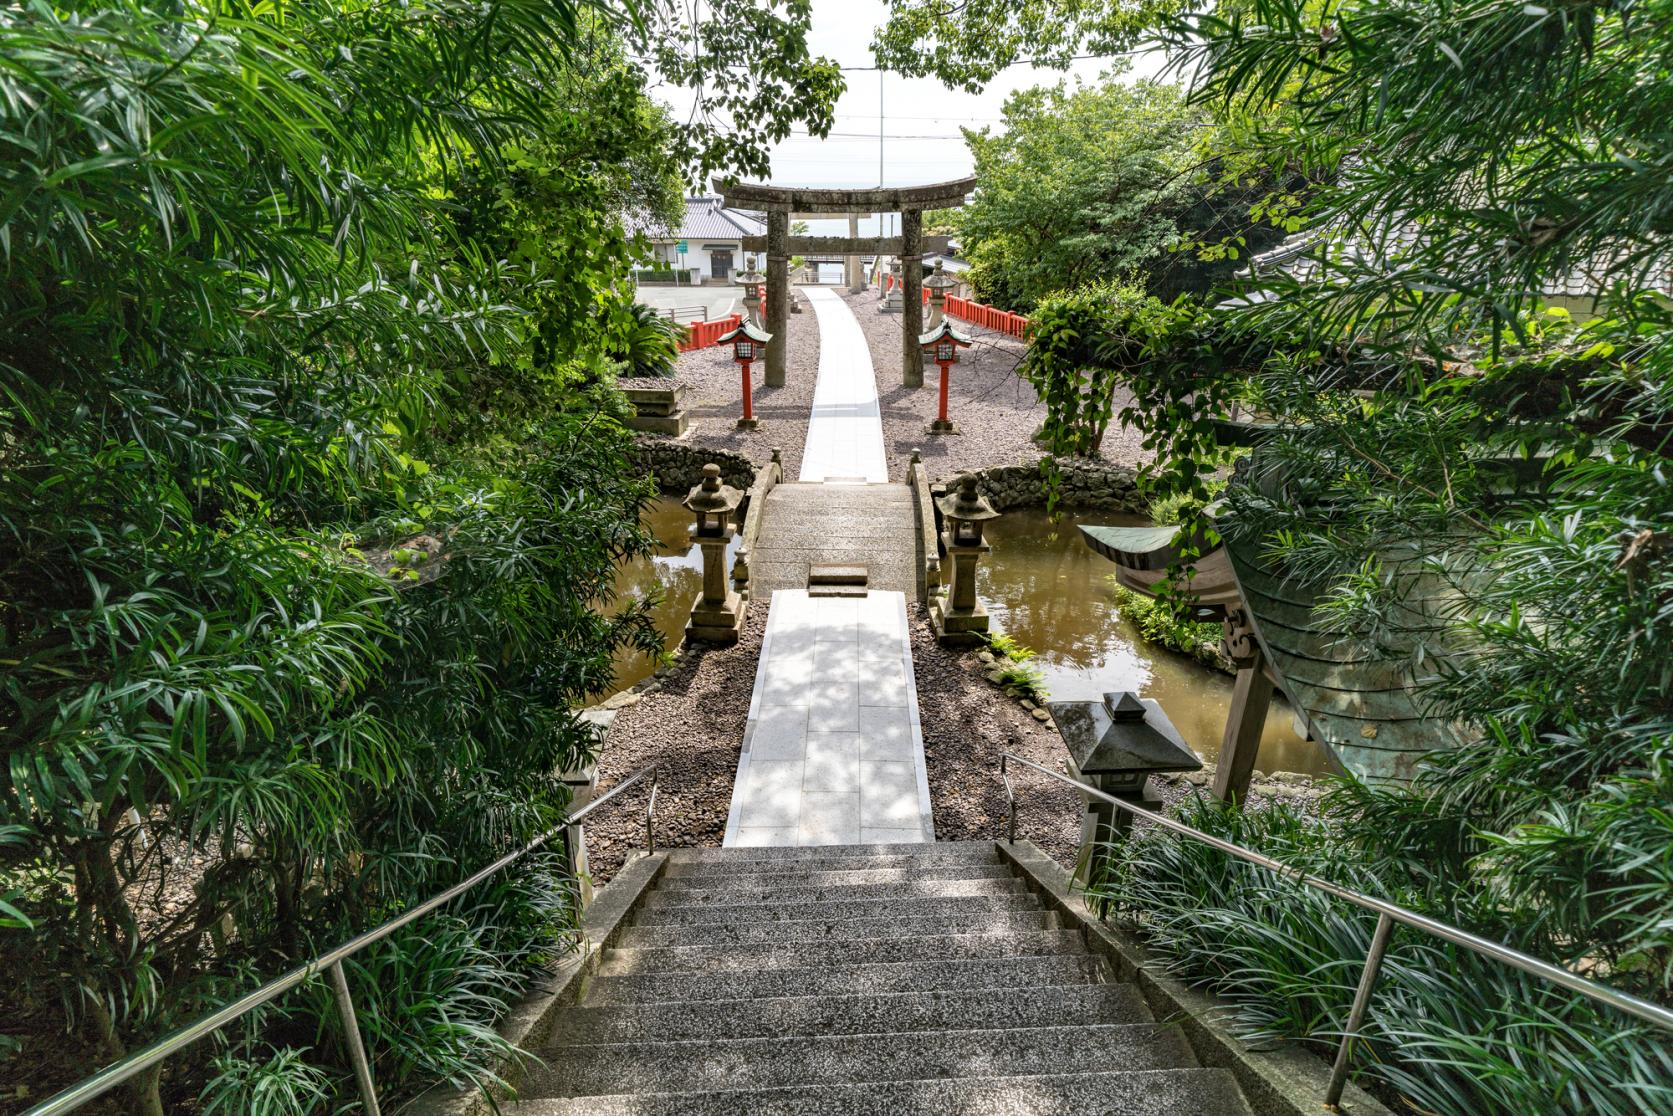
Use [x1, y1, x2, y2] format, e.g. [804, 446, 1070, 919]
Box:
[606, 497, 741, 696]
[977, 508, 1329, 776]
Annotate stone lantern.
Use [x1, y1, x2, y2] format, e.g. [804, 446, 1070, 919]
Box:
[1049, 691, 1201, 883]
[930, 474, 999, 645]
[738, 259, 766, 327]
[919, 319, 972, 436]
[924, 260, 957, 326]
[682, 464, 746, 644]
[716, 318, 772, 430]
[880, 257, 904, 313]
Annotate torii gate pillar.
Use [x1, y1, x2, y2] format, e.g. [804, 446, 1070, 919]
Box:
[901, 209, 924, 388]
[765, 210, 790, 388]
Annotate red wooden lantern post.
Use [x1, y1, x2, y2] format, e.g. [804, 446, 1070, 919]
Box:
[919, 320, 972, 435]
[717, 318, 773, 429]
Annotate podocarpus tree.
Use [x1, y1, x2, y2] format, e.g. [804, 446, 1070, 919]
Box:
[887, 1, 1673, 1112]
[0, 0, 841, 1112]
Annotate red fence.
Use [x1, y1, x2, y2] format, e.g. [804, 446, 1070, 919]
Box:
[945, 295, 1030, 339]
[873, 272, 1030, 339]
[680, 313, 743, 352]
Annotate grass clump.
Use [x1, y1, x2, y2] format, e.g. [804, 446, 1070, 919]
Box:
[979, 631, 1049, 703]
[1107, 582, 1231, 673]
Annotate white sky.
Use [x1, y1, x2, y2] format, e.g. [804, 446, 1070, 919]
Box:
[649, 0, 1168, 231]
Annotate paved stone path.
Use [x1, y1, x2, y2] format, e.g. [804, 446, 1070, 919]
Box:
[723, 288, 932, 848]
[798, 286, 889, 484]
[723, 590, 932, 847]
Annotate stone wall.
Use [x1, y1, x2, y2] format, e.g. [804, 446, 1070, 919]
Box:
[964, 455, 1146, 513]
[631, 438, 756, 494]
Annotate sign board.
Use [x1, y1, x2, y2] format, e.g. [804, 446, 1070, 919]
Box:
[676, 240, 688, 253]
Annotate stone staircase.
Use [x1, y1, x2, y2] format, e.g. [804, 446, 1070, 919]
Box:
[514, 842, 1255, 1115]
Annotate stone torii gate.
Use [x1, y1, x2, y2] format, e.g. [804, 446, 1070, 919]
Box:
[719, 177, 975, 389]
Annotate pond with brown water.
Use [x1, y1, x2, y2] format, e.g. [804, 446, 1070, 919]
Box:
[605, 497, 741, 697]
[976, 508, 1330, 777]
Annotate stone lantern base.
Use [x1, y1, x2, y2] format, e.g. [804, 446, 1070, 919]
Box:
[686, 590, 747, 646]
[928, 596, 989, 647]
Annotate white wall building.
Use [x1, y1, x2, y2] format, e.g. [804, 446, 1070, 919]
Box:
[634, 196, 767, 285]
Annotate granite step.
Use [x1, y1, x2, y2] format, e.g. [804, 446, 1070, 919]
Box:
[596, 930, 1088, 977]
[616, 909, 1054, 949]
[642, 877, 1025, 907]
[660, 841, 997, 865]
[533, 1022, 1192, 1095]
[550, 983, 1151, 1044]
[651, 864, 1017, 894]
[661, 850, 999, 879]
[583, 953, 1111, 1005]
[517, 1067, 1255, 1116]
[633, 893, 1041, 928]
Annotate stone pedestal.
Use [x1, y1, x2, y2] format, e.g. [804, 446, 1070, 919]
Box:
[929, 534, 991, 646]
[623, 383, 689, 437]
[880, 277, 903, 314]
[686, 584, 746, 645]
[686, 531, 746, 644]
[684, 463, 747, 644]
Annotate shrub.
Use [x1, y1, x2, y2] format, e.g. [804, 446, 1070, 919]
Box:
[1090, 794, 1673, 1116]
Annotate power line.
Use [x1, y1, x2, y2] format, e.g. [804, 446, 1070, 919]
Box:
[836, 49, 1147, 72]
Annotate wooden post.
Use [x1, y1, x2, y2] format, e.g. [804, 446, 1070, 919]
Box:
[765, 209, 789, 388]
[901, 208, 924, 387]
[1213, 646, 1272, 805]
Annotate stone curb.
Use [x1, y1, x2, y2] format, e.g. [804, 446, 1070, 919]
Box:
[405, 852, 668, 1116]
[996, 839, 1397, 1116]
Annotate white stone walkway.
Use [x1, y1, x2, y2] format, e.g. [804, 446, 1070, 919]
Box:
[724, 591, 933, 847]
[798, 287, 889, 484]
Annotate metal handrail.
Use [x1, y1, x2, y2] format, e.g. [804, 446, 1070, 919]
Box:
[23, 764, 661, 1116]
[998, 752, 1673, 1110]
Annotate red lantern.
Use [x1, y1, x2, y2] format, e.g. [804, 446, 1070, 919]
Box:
[717, 319, 773, 429]
[918, 321, 972, 434]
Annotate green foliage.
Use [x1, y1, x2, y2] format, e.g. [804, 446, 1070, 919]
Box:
[199, 1047, 334, 1116]
[1021, 283, 1164, 460]
[952, 75, 1200, 311]
[873, 0, 1182, 92]
[612, 305, 685, 378]
[1089, 795, 1673, 1116]
[979, 632, 1048, 701]
[1106, 584, 1229, 672]
[0, 0, 841, 1109]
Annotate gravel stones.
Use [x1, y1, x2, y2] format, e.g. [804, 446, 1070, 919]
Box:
[583, 609, 767, 884]
[627, 296, 821, 484]
[908, 612, 1081, 868]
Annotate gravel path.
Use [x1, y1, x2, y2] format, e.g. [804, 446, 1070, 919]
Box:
[909, 611, 1082, 869]
[584, 609, 765, 884]
[839, 289, 1150, 483]
[627, 295, 820, 477]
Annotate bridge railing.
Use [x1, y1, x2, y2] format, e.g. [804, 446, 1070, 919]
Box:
[21, 765, 663, 1116]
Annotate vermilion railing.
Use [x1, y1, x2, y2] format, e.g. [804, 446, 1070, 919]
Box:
[680, 313, 743, 352]
[874, 272, 1030, 338]
[945, 294, 1030, 339]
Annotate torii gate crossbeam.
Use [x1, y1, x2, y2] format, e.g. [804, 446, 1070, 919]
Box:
[718, 177, 976, 390]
